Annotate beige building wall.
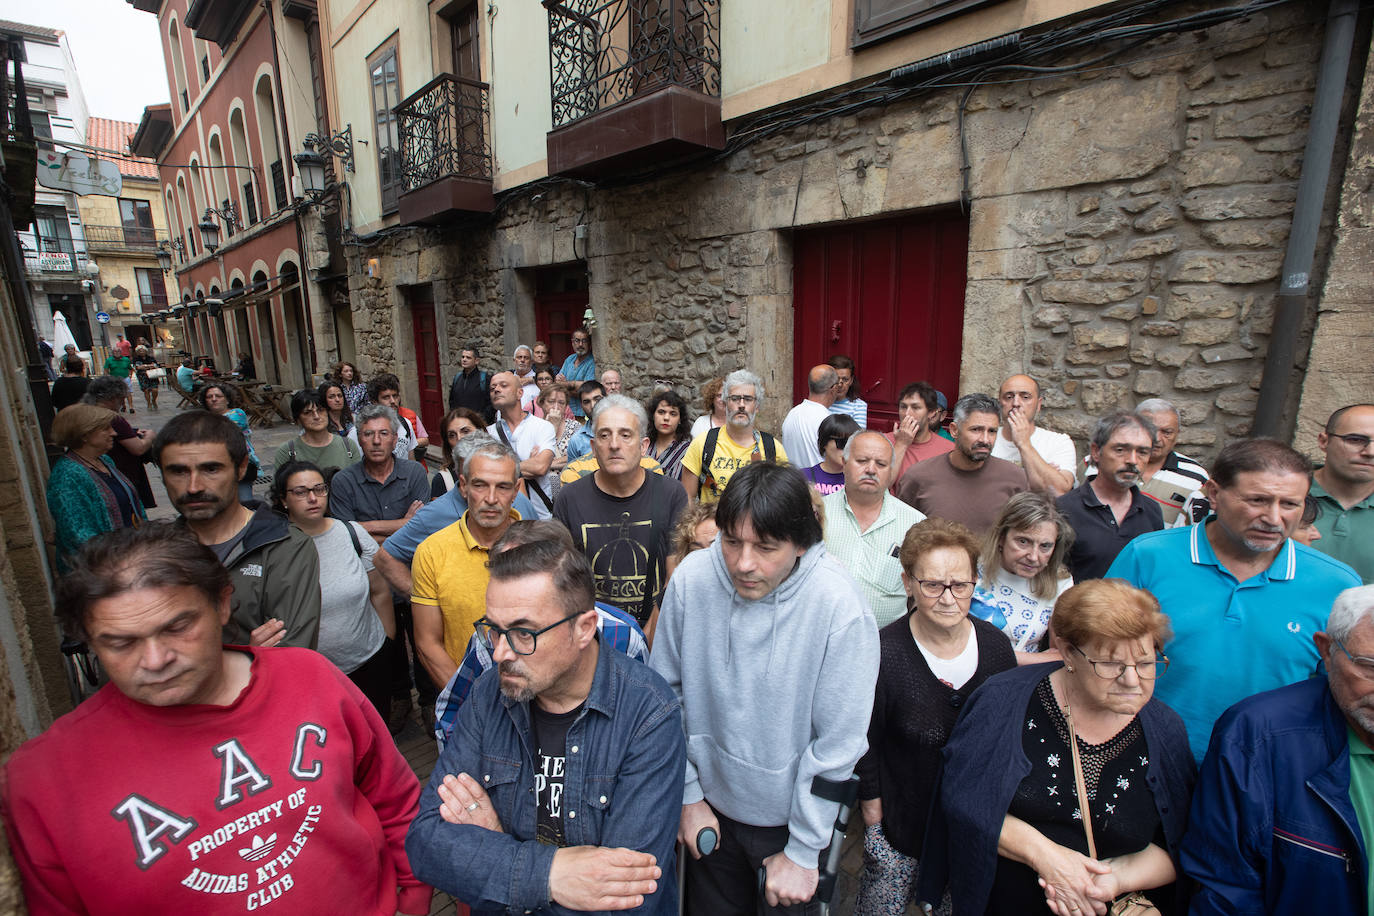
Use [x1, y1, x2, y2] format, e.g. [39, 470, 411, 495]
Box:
[75, 176, 172, 342]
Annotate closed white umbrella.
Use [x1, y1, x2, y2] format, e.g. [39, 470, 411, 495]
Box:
[51, 311, 78, 353]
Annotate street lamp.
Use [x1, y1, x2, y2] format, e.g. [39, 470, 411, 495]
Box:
[155, 242, 173, 273]
[293, 145, 328, 198]
[198, 211, 220, 253]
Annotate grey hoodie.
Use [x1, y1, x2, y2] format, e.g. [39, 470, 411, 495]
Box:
[650, 538, 879, 869]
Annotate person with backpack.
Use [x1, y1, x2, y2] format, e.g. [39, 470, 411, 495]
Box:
[682, 368, 787, 504]
[274, 460, 394, 718]
[272, 388, 362, 475]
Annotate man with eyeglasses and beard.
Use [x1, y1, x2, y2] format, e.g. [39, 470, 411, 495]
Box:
[406, 538, 685, 915]
[681, 369, 787, 504]
[1182, 585, 1374, 915]
[1109, 438, 1362, 763]
[153, 411, 321, 650]
[1055, 410, 1163, 582]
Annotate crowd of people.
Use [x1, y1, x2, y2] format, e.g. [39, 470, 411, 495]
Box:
[8, 333, 1374, 916]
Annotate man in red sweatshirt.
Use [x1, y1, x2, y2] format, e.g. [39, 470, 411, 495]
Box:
[0, 522, 432, 915]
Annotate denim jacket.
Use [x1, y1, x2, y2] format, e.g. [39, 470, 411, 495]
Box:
[406, 636, 685, 915]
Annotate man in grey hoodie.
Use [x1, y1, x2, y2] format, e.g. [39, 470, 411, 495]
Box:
[651, 461, 880, 914]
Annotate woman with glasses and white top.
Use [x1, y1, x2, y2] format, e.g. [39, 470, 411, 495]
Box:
[853, 518, 1017, 915]
[273, 461, 394, 717]
[918, 578, 1194, 916]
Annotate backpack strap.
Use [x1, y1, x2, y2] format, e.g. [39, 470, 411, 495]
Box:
[700, 426, 722, 492]
[758, 431, 777, 462]
[343, 520, 363, 557]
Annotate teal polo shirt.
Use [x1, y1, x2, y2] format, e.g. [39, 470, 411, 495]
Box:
[1346, 724, 1374, 908]
[1311, 477, 1374, 585]
[1107, 522, 1361, 761]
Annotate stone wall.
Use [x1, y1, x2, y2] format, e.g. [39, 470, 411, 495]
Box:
[1296, 9, 1374, 457]
[345, 1, 1341, 461]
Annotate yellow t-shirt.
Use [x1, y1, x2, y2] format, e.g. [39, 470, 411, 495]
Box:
[681, 430, 788, 504]
[411, 510, 518, 665]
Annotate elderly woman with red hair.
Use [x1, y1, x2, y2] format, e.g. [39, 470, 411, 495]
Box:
[918, 579, 1195, 916]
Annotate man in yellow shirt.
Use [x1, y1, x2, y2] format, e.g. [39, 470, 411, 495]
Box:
[682, 369, 788, 503]
[411, 440, 520, 693]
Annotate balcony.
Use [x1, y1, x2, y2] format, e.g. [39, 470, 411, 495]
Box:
[22, 241, 84, 278]
[394, 74, 495, 226]
[544, 0, 723, 179]
[84, 224, 168, 254]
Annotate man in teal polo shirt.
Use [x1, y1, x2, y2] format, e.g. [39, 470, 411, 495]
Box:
[1108, 438, 1361, 762]
[1311, 404, 1374, 584]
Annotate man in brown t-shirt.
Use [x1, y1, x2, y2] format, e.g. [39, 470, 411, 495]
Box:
[894, 392, 1028, 534]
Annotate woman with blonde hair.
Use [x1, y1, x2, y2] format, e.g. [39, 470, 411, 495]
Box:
[45, 404, 145, 572]
[920, 579, 1194, 915]
[973, 491, 1076, 663]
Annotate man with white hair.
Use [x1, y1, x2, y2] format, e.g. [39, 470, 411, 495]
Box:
[822, 430, 925, 626]
[1134, 397, 1209, 526]
[600, 368, 623, 394]
[1183, 585, 1374, 915]
[681, 369, 787, 504]
[512, 345, 538, 410]
[553, 395, 687, 632]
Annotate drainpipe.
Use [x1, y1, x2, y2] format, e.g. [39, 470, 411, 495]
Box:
[1251, 0, 1360, 437]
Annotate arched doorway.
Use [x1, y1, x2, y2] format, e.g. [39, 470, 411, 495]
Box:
[279, 263, 312, 388]
[252, 270, 280, 385]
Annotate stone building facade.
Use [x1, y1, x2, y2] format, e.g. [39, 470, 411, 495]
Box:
[345, 1, 1351, 464]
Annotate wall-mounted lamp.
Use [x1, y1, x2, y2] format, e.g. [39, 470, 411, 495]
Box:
[295, 124, 355, 200]
[583, 306, 597, 330]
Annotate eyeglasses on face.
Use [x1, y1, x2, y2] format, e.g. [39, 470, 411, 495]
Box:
[913, 579, 975, 600]
[1332, 638, 1374, 676]
[285, 484, 329, 499]
[1069, 644, 1168, 679]
[726, 395, 757, 405]
[475, 609, 585, 656]
[1330, 432, 1373, 450]
[298, 405, 326, 416]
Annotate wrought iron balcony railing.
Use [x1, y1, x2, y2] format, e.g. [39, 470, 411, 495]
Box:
[544, 0, 720, 128]
[395, 74, 493, 193]
[84, 224, 166, 251]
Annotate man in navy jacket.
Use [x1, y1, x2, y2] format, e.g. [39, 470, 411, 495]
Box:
[1182, 584, 1374, 915]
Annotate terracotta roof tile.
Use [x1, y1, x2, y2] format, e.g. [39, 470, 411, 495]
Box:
[86, 117, 160, 181]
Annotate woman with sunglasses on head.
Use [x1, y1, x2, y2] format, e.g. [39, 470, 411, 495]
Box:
[273, 388, 361, 476]
[645, 389, 693, 481]
[919, 578, 1194, 916]
[853, 518, 1016, 915]
[432, 407, 486, 497]
[273, 461, 393, 717]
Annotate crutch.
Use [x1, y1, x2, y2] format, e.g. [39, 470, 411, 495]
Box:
[755, 774, 861, 916]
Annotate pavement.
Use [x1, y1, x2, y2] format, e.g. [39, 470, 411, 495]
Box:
[129, 396, 882, 916]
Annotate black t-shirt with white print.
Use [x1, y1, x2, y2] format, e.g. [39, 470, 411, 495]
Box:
[532, 700, 584, 846]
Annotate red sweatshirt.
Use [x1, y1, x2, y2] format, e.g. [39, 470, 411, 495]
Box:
[1, 647, 432, 915]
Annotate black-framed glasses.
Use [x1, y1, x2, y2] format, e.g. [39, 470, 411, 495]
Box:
[1070, 644, 1168, 679]
[1332, 639, 1374, 677]
[1330, 433, 1374, 450]
[475, 609, 585, 656]
[726, 395, 757, 405]
[914, 579, 975, 600]
[285, 484, 329, 499]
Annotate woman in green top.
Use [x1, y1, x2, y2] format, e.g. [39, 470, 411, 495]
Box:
[45, 403, 145, 573]
[272, 387, 361, 475]
[102, 351, 134, 413]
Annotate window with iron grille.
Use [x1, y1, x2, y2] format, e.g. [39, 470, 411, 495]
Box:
[242, 181, 258, 226]
[135, 267, 169, 309]
[270, 159, 287, 210]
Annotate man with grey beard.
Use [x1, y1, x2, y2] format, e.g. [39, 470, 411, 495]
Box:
[1182, 585, 1374, 915]
[1055, 410, 1163, 581]
[1108, 438, 1361, 762]
[406, 539, 685, 915]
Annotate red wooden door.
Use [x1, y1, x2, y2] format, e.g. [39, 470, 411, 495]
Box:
[535, 291, 589, 367]
[410, 294, 443, 436]
[792, 212, 969, 431]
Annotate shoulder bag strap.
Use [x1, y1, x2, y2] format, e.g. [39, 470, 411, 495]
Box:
[494, 420, 554, 511]
[701, 427, 721, 489]
[344, 520, 363, 557]
[1063, 702, 1098, 859]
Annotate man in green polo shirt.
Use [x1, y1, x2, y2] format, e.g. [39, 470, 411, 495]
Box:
[821, 430, 926, 627]
[1312, 404, 1374, 584]
[1182, 585, 1374, 914]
